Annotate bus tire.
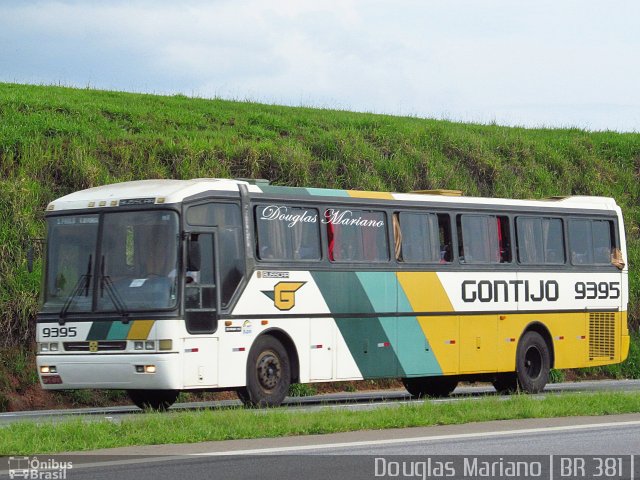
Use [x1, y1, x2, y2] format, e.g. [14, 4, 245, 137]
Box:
[401, 376, 458, 398]
[238, 335, 291, 407]
[492, 373, 518, 393]
[516, 331, 550, 393]
[128, 389, 180, 411]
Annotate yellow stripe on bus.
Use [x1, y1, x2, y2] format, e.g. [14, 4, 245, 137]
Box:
[127, 320, 155, 340]
[397, 272, 454, 312]
[346, 190, 394, 200]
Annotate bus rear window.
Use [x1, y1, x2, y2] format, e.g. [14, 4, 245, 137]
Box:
[325, 208, 388, 262]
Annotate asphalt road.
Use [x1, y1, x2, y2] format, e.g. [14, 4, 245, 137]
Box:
[3, 414, 638, 480]
[1, 379, 639, 425]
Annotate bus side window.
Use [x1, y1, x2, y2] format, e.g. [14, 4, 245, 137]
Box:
[569, 218, 616, 266]
[186, 203, 244, 308]
[395, 212, 452, 264]
[516, 217, 565, 265]
[325, 208, 388, 262]
[457, 214, 511, 264]
[255, 205, 321, 261]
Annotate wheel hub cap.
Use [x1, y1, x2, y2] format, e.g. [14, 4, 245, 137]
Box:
[257, 350, 281, 391]
[524, 346, 542, 379]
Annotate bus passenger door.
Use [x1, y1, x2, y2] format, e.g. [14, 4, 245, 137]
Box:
[183, 230, 220, 387]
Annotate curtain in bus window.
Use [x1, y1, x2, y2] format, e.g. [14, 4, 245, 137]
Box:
[326, 209, 387, 262]
[569, 219, 593, 265]
[393, 214, 402, 261]
[592, 220, 612, 264]
[461, 215, 499, 263]
[542, 218, 565, 264]
[399, 213, 440, 262]
[256, 206, 320, 261]
[518, 217, 564, 265]
[362, 213, 380, 261]
[517, 217, 543, 264]
[326, 211, 335, 261]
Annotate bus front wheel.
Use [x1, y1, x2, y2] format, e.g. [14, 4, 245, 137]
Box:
[128, 389, 180, 411]
[401, 376, 458, 398]
[237, 335, 291, 407]
[515, 331, 550, 393]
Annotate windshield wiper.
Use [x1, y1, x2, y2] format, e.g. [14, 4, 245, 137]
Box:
[100, 255, 130, 323]
[59, 254, 92, 325]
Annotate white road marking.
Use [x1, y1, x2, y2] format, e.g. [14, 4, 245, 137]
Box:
[1, 419, 638, 475]
[195, 420, 640, 456]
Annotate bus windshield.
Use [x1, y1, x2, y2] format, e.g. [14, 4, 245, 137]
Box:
[43, 210, 179, 314]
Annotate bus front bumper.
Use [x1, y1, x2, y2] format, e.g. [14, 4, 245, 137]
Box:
[36, 353, 182, 390]
[621, 334, 630, 362]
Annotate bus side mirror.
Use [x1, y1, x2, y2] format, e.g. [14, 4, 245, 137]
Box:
[27, 245, 34, 273]
[187, 236, 201, 272]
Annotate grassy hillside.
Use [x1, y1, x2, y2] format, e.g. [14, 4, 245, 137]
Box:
[0, 82, 639, 399]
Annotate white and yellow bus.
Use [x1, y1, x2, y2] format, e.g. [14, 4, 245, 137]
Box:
[35, 179, 630, 408]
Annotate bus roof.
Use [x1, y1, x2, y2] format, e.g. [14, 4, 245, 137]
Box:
[46, 178, 620, 213]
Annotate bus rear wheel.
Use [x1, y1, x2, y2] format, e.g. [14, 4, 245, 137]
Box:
[401, 376, 458, 398]
[237, 335, 291, 407]
[128, 389, 180, 411]
[516, 331, 550, 393]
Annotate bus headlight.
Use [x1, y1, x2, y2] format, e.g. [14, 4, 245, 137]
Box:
[159, 339, 173, 351]
[39, 342, 59, 352]
[134, 341, 144, 350]
[145, 341, 155, 350]
[135, 365, 156, 374]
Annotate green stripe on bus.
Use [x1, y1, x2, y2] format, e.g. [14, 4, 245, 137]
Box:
[259, 185, 311, 196]
[86, 321, 111, 341]
[356, 271, 444, 377]
[259, 184, 351, 198]
[306, 188, 350, 197]
[396, 279, 442, 376]
[311, 271, 398, 378]
[106, 321, 132, 340]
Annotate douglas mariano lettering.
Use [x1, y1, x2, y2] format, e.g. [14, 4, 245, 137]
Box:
[323, 209, 385, 228]
[260, 205, 318, 228]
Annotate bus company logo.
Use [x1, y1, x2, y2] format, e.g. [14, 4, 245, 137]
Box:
[257, 271, 290, 279]
[8, 456, 73, 479]
[89, 341, 98, 352]
[261, 282, 306, 311]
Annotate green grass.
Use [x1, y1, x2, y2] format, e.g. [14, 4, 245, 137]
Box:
[1, 392, 639, 454]
[1, 81, 640, 400]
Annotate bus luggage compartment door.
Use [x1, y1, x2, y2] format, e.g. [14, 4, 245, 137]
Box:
[309, 318, 334, 380]
[183, 337, 219, 387]
[459, 315, 498, 373]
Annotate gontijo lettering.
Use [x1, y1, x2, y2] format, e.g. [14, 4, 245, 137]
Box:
[461, 280, 559, 303]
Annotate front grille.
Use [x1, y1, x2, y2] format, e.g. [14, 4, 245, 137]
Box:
[64, 341, 127, 352]
[589, 312, 616, 360]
